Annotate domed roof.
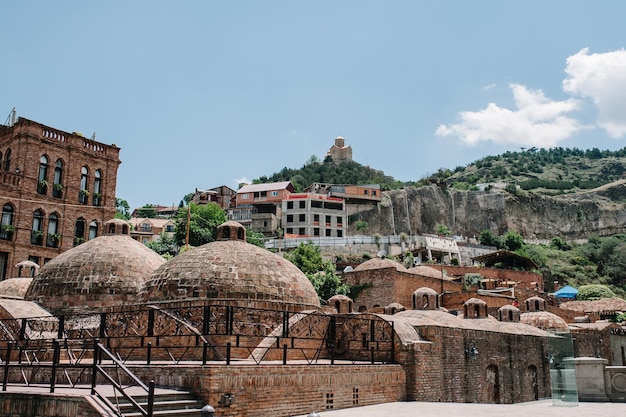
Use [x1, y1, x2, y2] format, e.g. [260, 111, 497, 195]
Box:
[0, 278, 33, 299]
[140, 222, 320, 311]
[24, 234, 166, 314]
[353, 258, 407, 272]
[406, 265, 442, 279]
[413, 287, 438, 297]
[520, 311, 569, 331]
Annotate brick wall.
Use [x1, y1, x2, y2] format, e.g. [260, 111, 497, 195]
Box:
[0, 118, 120, 276]
[344, 268, 462, 311]
[129, 364, 406, 417]
[401, 326, 551, 403]
[0, 393, 100, 417]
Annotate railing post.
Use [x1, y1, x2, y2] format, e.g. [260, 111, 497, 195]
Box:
[146, 342, 152, 365]
[203, 305, 210, 335]
[19, 318, 27, 340]
[390, 321, 395, 363]
[283, 344, 287, 365]
[148, 310, 155, 337]
[202, 341, 208, 365]
[50, 339, 60, 393]
[91, 338, 99, 395]
[228, 306, 234, 335]
[2, 341, 12, 391]
[99, 313, 106, 339]
[57, 316, 65, 339]
[226, 342, 231, 365]
[147, 380, 155, 417]
[282, 311, 289, 338]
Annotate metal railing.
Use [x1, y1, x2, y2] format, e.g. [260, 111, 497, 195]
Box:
[0, 304, 396, 367]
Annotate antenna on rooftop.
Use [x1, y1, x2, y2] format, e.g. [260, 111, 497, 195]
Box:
[91, 132, 96, 140]
[4, 108, 16, 126]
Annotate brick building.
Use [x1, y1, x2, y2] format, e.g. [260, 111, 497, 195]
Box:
[0, 117, 120, 279]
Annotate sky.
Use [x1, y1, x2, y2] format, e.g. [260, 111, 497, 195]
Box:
[3, 1, 626, 210]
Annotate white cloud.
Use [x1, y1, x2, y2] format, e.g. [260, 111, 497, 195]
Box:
[563, 48, 626, 138]
[436, 84, 585, 147]
[483, 83, 496, 91]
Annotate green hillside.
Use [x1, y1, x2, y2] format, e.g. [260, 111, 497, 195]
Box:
[441, 147, 626, 194]
[254, 155, 417, 192]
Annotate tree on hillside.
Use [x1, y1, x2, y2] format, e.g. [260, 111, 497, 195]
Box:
[479, 230, 502, 248]
[503, 231, 524, 251]
[173, 202, 228, 248]
[576, 284, 616, 300]
[285, 242, 350, 303]
[135, 204, 157, 218]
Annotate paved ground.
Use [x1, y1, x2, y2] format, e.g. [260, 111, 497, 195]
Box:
[294, 400, 625, 417]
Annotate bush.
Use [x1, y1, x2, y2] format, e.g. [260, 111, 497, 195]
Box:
[577, 284, 616, 300]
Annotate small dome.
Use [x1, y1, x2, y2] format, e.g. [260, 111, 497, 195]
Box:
[384, 302, 406, 315]
[497, 305, 521, 322]
[328, 294, 353, 314]
[104, 218, 131, 235]
[24, 235, 166, 315]
[0, 278, 33, 299]
[520, 311, 569, 331]
[140, 222, 319, 311]
[463, 298, 488, 319]
[406, 265, 442, 279]
[412, 287, 439, 310]
[353, 258, 407, 272]
[14, 260, 39, 277]
[525, 296, 547, 312]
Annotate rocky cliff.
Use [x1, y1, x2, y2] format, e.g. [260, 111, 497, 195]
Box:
[351, 180, 626, 239]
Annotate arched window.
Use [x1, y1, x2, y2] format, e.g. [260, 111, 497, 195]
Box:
[93, 169, 102, 206]
[4, 149, 11, 172]
[52, 160, 64, 198]
[0, 203, 15, 241]
[74, 218, 86, 246]
[46, 213, 60, 248]
[79, 166, 89, 204]
[88, 221, 98, 240]
[31, 210, 45, 245]
[37, 155, 49, 194]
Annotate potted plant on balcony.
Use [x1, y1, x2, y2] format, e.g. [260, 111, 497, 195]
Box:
[2, 224, 15, 233]
[53, 183, 64, 198]
[37, 179, 48, 193]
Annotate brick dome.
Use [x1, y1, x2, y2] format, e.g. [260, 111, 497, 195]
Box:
[520, 311, 569, 331]
[0, 278, 33, 299]
[140, 221, 320, 311]
[24, 234, 166, 315]
[353, 258, 407, 272]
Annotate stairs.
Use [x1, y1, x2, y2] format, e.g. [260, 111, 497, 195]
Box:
[98, 389, 205, 417]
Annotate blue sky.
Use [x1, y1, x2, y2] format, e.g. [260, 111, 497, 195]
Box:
[3, 1, 626, 210]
